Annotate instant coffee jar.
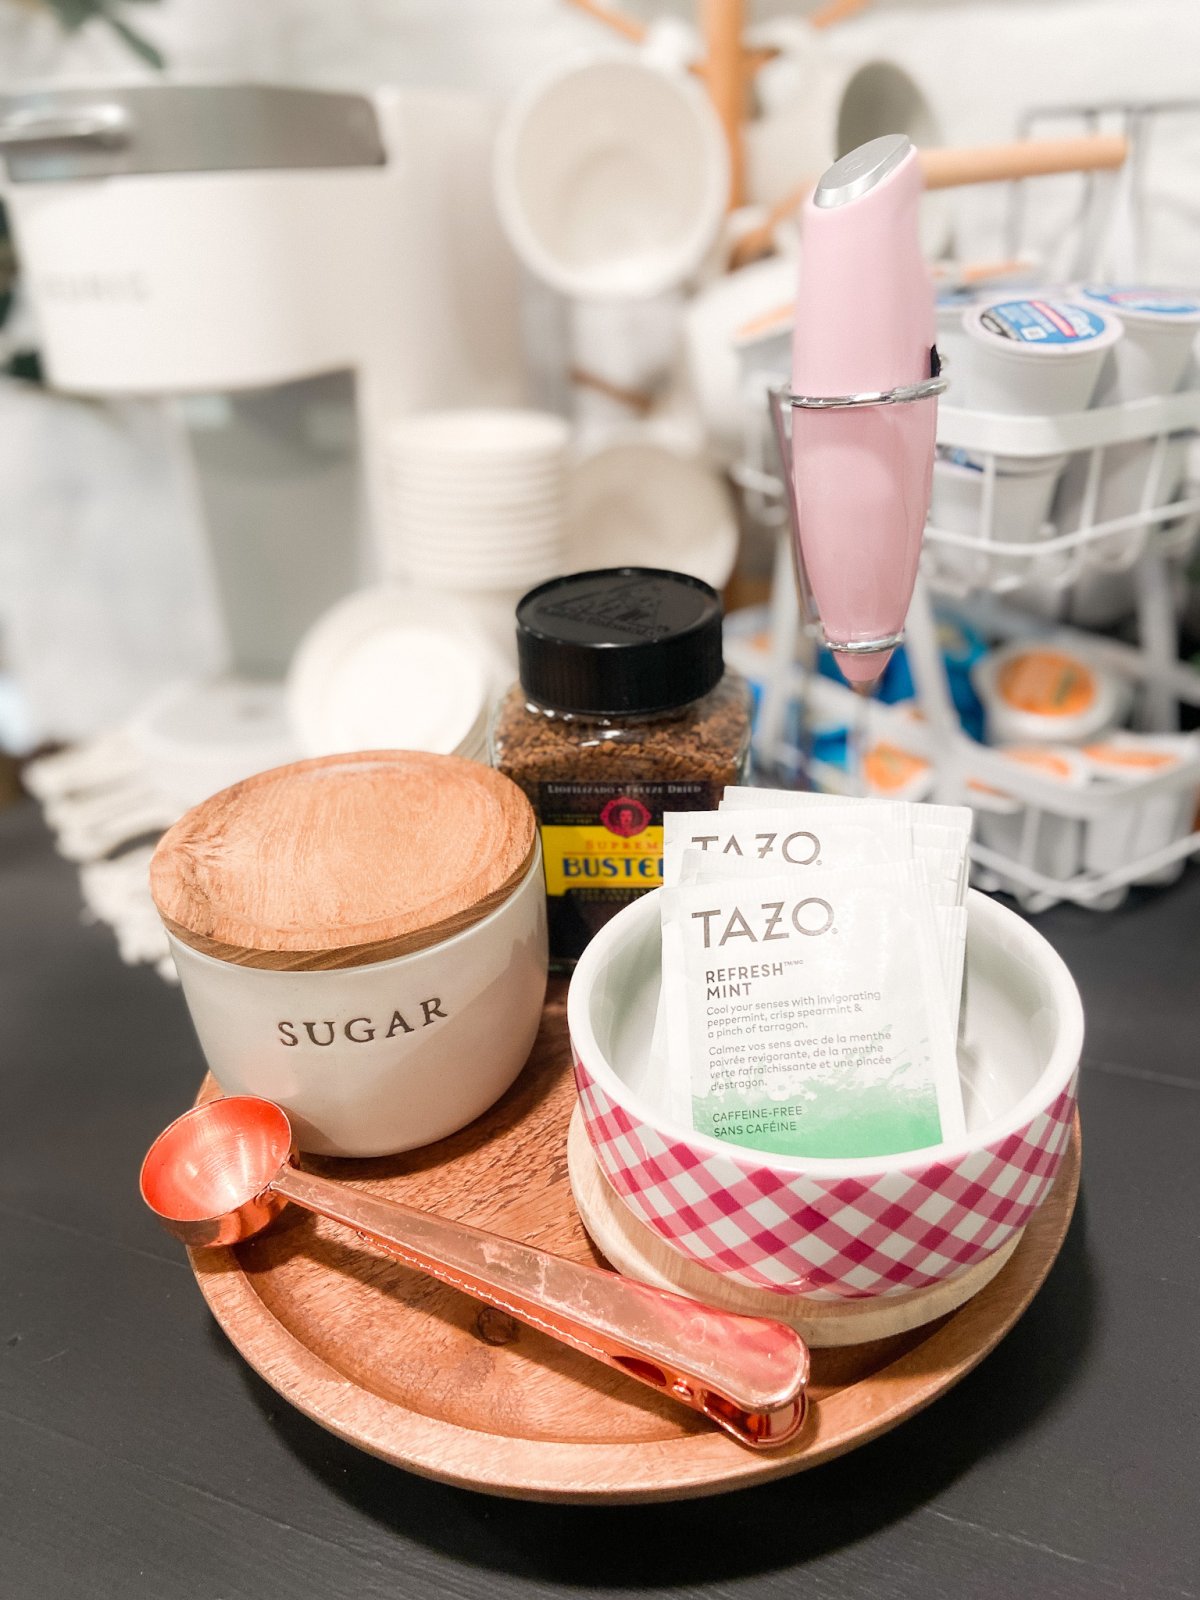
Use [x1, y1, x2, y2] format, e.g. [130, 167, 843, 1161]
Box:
[490, 568, 751, 966]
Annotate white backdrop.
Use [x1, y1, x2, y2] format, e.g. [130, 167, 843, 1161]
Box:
[1, 0, 1198, 744]
[2, 0, 1199, 278]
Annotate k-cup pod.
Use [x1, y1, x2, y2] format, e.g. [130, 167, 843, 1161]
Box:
[1064, 565, 1138, 630]
[1054, 430, 1191, 572]
[961, 297, 1122, 415]
[929, 451, 1070, 589]
[971, 640, 1127, 746]
[1054, 286, 1200, 571]
[494, 54, 729, 300]
[1081, 733, 1200, 886]
[860, 739, 933, 800]
[972, 745, 1089, 883]
[1074, 285, 1200, 403]
[934, 266, 1043, 397]
[150, 751, 548, 1157]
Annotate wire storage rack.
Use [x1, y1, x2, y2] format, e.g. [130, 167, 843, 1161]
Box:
[727, 101, 1200, 912]
[726, 503, 1200, 912]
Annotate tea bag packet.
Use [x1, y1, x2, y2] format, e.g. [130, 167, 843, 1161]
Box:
[656, 806, 923, 1113]
[658, 804, 920, 1097]
[719, 787, 973, 1029]
[941, 905, 968, 1038]
[676, 846, 967, 1036]
[907, 814, 971, 1023]
[659, 860, 965, 1159]
[721, 784, 973, 843]
[679, 804, 969, 1029]
[913, 817, 973, 903]
[906, 841, 965, 1024]
[722, 788, 972, 862]
[642, 985, 686, 1126]
[662, 807, 910, 886]
[916, 827, 969, 901]
[719, 787, 972, 894]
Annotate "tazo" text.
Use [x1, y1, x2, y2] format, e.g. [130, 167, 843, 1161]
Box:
[691, 898, 834, 949]
[687, 829, 820, 866]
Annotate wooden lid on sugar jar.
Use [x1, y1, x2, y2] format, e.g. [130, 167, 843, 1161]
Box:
[149, 750, 538, 971]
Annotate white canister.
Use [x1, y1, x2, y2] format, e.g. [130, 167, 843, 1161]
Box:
[929, 451, 1069, 589]
[1056, 284, 1200, 575]
[961, 297, 1122, 415]
[1074, 285, 1200, 403]
[973, 745, 1090, 883]
[971, 640, 1128, 747]
[1054, 430, 1190, 573]
[1081, 733, 1200, 887]
[150, 750, 548, 1157]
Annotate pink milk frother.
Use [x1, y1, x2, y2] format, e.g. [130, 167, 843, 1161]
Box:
[786, 134, 944, 693]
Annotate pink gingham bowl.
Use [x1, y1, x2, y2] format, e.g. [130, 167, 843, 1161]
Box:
[567, 888, 1082, 1301]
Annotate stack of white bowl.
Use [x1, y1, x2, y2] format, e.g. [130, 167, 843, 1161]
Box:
[381, 409, 569, 592]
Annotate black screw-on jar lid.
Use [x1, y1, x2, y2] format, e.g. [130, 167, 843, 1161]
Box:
[515, 568, 725, 715]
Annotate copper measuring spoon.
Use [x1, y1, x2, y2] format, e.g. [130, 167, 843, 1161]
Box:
[140, 1095, 810, 1449]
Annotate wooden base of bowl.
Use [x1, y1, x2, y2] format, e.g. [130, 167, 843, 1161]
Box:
[567, 1104, 1024, 1348]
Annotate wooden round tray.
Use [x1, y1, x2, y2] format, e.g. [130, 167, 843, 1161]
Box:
[189, 982, 1081, 1504]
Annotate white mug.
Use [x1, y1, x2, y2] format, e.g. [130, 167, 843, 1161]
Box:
[745, 25, 951, 259]
[494, 52, 729, 300]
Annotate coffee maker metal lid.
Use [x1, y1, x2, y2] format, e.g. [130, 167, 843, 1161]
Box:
[0, 84, 385, 183]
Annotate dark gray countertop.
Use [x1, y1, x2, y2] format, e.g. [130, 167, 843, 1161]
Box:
[1, 797, 1196, 1600]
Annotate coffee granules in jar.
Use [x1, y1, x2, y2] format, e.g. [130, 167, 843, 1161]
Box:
[491, 568, 751, 966]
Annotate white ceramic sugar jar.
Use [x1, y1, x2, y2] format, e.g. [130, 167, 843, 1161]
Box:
[150, 750, 548, 1157]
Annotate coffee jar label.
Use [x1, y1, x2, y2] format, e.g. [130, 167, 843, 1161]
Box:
[537, 779, 716, 959]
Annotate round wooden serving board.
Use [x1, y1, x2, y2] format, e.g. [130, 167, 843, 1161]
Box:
[189, 982, 1081, 1504]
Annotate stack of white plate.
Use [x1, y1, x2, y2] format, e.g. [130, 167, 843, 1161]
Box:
[286, 588, 500, 764]
[382, 409, 569, 591]
[564, 441, 739, 591]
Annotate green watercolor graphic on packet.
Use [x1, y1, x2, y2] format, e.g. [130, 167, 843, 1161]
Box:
[693, 1081, 943, 1159]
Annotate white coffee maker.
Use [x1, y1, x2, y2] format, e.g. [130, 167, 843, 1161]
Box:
[0, 81, 526, 788]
